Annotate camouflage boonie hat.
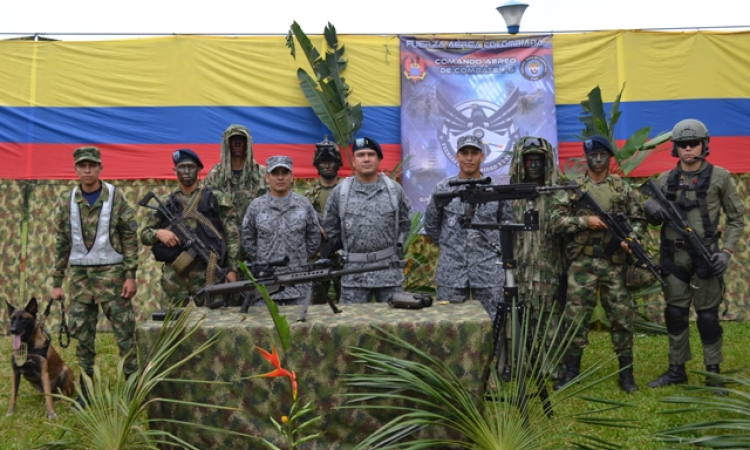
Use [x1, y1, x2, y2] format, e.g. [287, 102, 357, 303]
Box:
[266, 155, 293, 172]
[457, 135, 483, 151]
[73, 146, 102, 164]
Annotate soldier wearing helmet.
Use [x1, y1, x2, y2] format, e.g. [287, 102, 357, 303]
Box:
[643, 119, 745, 392]
[304, 136, 344, 304]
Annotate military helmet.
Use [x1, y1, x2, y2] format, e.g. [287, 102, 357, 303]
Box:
[312, 135, 342, 166]
[671, 118, 710, 157]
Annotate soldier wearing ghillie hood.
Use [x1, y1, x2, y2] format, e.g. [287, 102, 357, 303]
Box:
[507, 136, 567, 380]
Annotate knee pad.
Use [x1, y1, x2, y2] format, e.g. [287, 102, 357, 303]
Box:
[696, 308, 723, 344]
[664, 305, 690, 336]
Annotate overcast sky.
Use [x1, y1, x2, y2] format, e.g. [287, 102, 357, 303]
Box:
[1, 0, 747, 40]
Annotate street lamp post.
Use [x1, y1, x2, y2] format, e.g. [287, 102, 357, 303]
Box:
[496, 0, 529, 35]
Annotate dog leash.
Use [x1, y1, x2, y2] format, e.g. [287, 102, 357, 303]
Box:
[43, 298, 71, 349]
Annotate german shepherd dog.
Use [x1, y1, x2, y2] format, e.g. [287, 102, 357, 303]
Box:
[6, 297, 74, 419]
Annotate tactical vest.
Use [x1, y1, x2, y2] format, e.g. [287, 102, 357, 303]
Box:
[572, 175, 628, 263]
[661, 163, 718, 280]
[338, 174, 401, 262]
[151, 187, 226, 265]
[69, 182, 124, 266]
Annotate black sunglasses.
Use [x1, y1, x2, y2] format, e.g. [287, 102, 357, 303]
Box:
[676, 140, 702, 149]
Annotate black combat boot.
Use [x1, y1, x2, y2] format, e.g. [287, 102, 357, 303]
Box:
[705, 364, 727, 395]
[648, 364, 687, 388]
[75, 372, 93, 409]
[553, 354, 581, 391]
[618, 356, 639, 393]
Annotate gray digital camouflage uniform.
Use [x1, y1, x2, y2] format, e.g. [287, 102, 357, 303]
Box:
[652, 161, 745, 366]
[52, 182, 139, 376]
[242, 192, 321, 304]
[424, 176, 511, 321]
[550, 172, 646, 357]
[141, 184, 239, 308]
[322, 175, 411, 304]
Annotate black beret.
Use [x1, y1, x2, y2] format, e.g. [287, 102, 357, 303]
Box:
[352, 137, 383, 159]
[172, 148, 204, 168]
[583, 135, 615, 156]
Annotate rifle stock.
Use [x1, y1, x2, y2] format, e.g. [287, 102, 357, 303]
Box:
[572, 183, 665, 286]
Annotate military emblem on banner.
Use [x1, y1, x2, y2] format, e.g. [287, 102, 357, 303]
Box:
[403, 56, 427, 83]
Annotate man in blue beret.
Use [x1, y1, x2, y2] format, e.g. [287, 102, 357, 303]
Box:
[550, 135, 646, 393]
[141, 149, 240, 307]
[322, 137, 412, 303]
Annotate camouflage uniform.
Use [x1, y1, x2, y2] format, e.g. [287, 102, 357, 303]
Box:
[304, 178, 342, 304]
[653, 161, 745, 366]
[51, 181, 139, 376]
[424, 176, 511, 321]
[141, 184, 239, 308]
[508, 137, 567, 372]
[322, 175, 411, 304]
[550, 172, 646, 357]
[242, 192, 321, 305]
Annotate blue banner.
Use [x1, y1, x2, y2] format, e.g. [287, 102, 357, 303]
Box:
[400, 35, 557, 213]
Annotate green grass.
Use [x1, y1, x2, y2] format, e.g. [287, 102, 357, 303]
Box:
[2, 323, 749, 449]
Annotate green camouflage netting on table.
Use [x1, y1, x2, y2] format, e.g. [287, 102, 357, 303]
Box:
[136, 302, 493, 450]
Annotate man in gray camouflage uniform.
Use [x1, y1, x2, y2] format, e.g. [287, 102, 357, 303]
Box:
[322, 137, 411, 304]
[424, 135, 511, 321]
[243, 156, 321, 305]
[51, 146, 139, 403]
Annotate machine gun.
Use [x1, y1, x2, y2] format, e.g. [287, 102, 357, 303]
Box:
[640, 178, 715, 280]
[138, 191, 232, 295]
[198, 259, 407, 321]
[570, 182, 665, 287]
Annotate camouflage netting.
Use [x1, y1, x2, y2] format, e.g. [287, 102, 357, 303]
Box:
[3, 175, 750, 335]
[136, 302, 493, 449]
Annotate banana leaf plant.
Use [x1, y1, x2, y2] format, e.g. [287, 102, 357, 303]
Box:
[286, 21, 363, 170]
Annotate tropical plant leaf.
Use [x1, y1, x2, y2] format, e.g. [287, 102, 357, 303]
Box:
[239, 262, 292, 352]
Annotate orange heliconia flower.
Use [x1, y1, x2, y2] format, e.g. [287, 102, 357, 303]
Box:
[257, 346, 298, 400]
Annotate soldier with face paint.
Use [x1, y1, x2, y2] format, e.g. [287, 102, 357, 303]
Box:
[304, 136, 343, 304]
[550, 136, 646, 393]
[50, 146, 139, 403]
[508, 136, 567, 380]
[425, 135, 512, 320]
[141, 149, 239, 307]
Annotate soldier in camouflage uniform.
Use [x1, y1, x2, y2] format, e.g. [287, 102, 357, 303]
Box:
[243, 156, 321, 305]
[50, 146, 139, 400]
[304, 136, 342, 305]
[205, 124, 267, 305]
[509, 136, 567, 380]
[644, 119, 745, 391]
[141, 149, 239, 307]
[322, 137, 411, 304]
[424, 135, 511, 321]
[550, 136, 645, 393]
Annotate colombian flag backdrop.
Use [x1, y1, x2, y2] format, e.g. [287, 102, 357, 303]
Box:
[1, 31, 749, 179]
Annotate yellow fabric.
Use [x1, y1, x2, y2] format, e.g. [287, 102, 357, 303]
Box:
[0, 35, 400, 107]
[552, 30, 750, 104]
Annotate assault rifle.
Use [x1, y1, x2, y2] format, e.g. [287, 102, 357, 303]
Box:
[570, 182, 665, 286]
[198, 259, 407, 321]
[138, 191, 232, 304]
[640, 178, 715, 280]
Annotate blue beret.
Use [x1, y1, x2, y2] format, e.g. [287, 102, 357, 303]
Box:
[583, 135, 615, 156]
[352, 137, 383, 159]
[172, 148, 204, 168]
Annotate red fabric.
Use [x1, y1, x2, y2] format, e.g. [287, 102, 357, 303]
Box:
[558, 136, 750, 177]
[0, 143, 403, 180]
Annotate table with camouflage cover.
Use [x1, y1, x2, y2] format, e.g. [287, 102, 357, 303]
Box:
[136, 301, 493, 450]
